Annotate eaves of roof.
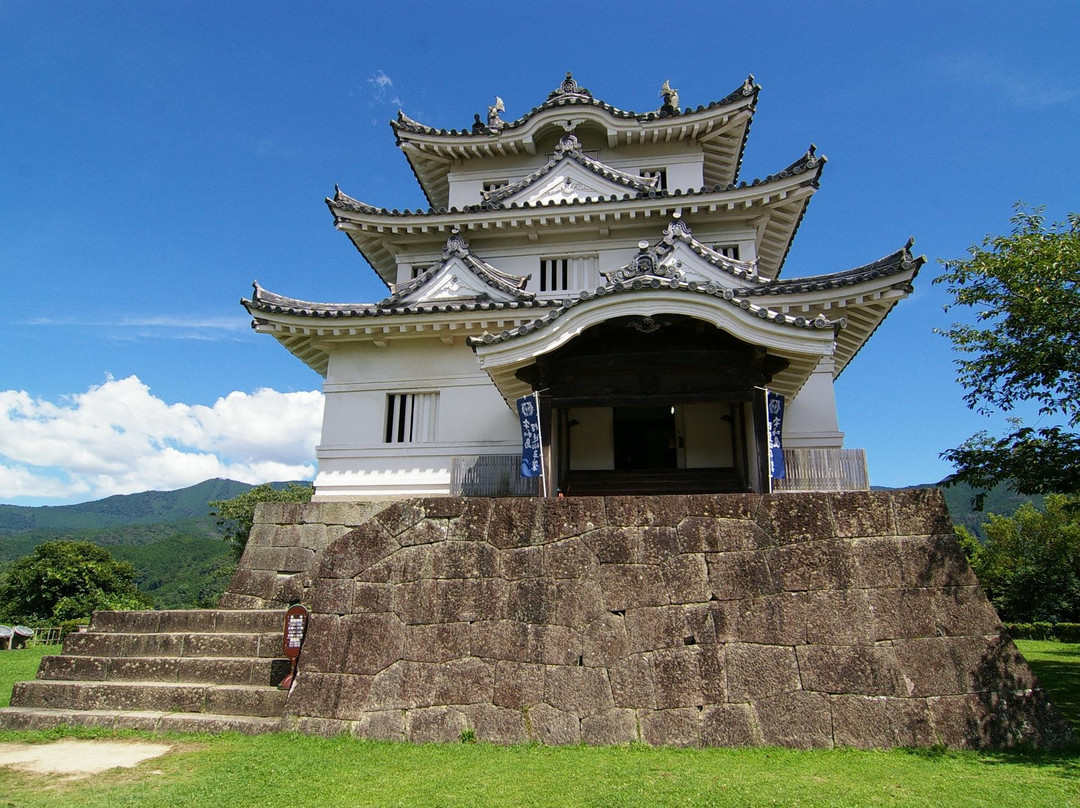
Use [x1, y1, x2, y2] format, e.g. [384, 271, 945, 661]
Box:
[327, 148, 823, 286]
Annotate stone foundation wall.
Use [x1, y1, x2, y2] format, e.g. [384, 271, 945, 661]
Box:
[226, 491, 1070, 748]
[221, 500, 397, 609]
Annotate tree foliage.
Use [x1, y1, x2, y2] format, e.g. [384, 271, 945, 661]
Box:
[0, 540, 152, 624]
[210, 483, 313, 560]
[960, 496, 1080, 623]
[935, 204, 1080, 500]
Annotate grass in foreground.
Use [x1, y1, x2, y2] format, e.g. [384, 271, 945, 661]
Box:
[0, 642, 1075, 806]
[0, 727, 1076, 808]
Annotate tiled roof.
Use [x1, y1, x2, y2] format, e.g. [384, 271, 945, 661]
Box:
[327, 147, 823, 219]
[245, 284, 558, 320]
[745, 238, 921, 297]
[391, 72, 760, 138]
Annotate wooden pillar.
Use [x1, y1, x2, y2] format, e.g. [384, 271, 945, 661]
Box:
[539, 392, 553, 497]
[751, 387, 770, 494]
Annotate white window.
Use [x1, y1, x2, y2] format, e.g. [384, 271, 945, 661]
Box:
[539, 255, 599, 294]
[713, 244, 741, 260]
[385, 393, 439, 443]
[409, 264, 433, 280]
[482, 180, 508, 194]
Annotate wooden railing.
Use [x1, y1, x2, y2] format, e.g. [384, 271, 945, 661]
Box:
[451, 454, 540, 497]
[451, 447, 870, 496]
[771, 448, 870, 492]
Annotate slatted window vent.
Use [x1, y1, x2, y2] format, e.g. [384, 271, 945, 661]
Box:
[409, 264, 434, 280]
[539, 255, 598, 294]
[712, 244, 741, 261]
[482, 180, 508, 193]
[384, 392, 439, 444]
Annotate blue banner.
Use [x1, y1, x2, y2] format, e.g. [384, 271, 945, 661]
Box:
[767, 391, 786, 479]
[517, 394, 542, 478]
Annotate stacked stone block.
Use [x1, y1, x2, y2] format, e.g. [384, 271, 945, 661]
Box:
[284, 491, 1071, 748]
[222, 499, 397, 608]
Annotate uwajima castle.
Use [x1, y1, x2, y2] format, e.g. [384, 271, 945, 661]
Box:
[2, 75, 1068, 750]
[244, 73, 923, 500]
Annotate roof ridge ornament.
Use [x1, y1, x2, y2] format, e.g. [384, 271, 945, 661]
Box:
[548, 71, 592, 100]
[659, 80, 680, 116]
[487, 96, 506, 130]
[742, 74, 756, 96]
[663, 215, 693, 242]
[443, 232, 470, 258]
[554, 133, 582, 156]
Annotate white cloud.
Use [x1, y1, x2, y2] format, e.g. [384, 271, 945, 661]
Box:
[367, 70, 403, 108]
[0, 376, 323, 504]
[931, 53, 1079, 108]
[23, 315, 249, 343]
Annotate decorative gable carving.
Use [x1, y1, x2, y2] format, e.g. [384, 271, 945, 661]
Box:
[486, 134, 658, 208]
[389, 234, 532, 307]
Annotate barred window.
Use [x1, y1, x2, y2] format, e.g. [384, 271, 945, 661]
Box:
[384, 392, 439, 443]
[712, 244, 741, 260]
[482, 180, 508, 193]
[539, 255, 598, 293]
[409, 263, 433, 280]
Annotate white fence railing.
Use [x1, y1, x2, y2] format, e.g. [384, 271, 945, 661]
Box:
[451, 447, 870, 496]
[451, 454, 539, 497]
[772, 448, 869, 492]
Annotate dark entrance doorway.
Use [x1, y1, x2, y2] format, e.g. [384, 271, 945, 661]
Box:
[517, 314, 789, 495]
[613, 405, 676, 469]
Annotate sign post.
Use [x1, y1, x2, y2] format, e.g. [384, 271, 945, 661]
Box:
[278, 604, 310, 690]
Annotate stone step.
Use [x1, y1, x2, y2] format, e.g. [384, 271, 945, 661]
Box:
[88, 609, 286, 635]
[0, 707, 284, 735]
[38, 655, 292, 686]
[10, 680, 288, 717]
[63, 631, 284, 659]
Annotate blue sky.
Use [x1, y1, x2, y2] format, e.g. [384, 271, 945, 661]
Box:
[1, 2, 1078, 505]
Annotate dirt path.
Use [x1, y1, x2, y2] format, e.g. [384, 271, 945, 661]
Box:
[0, 740, 171, 777]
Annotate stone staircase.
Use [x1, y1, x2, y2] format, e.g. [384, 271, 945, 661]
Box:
[0, 609, 291, 734]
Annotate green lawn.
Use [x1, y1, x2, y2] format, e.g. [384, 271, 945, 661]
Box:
[0, 642, 1074, 806]
[0, 644, 60, 708]
[1017, 639, 1080, 727]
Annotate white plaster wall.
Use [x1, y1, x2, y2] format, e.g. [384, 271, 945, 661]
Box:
[314, 338, 521, 499]
[782, 357, 844, 449]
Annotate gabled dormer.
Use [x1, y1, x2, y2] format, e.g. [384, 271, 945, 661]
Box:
[384, 234, 533, 307]
[480, 134, 658, 207]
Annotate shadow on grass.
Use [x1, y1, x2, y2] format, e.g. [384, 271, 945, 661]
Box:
[900, 741, 1080, 777]
[1025, 658, 1080, 728]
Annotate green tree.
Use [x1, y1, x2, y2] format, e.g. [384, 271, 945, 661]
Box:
[965, 496, 1080, 623]
[935, 204, 1080, 502]
[210, 482, 313, 560]
[0, 540, 152, 624]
